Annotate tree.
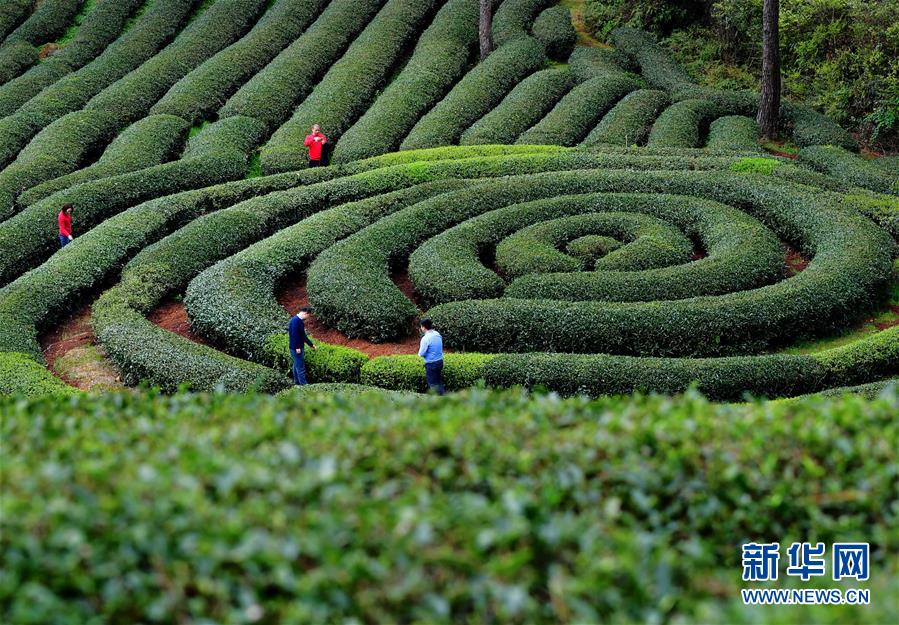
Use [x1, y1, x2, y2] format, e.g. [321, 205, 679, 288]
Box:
[756, 0, 781, 139]
[479, 0, 492, 60]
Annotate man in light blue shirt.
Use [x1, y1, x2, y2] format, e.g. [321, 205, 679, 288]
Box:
[418, 318, 445, 395]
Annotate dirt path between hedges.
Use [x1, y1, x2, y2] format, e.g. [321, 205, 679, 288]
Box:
[276, 272, 429, 359]
[147, 299, 212, 346]
[40, 305, 125, 392]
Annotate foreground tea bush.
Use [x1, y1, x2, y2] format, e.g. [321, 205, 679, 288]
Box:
[2, 388, 897, 624]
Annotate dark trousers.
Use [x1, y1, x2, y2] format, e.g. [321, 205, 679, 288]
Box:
[424, 360, 445, 395]
[308, 159, 322, 168]
[291, 350, 308, 385]
[59, 235, 70, 248]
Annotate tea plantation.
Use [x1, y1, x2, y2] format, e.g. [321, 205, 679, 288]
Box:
[0, 0, 896, 621]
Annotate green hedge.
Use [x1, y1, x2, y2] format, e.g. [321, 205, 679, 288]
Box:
[799, 145, 897, 196]
[280, 381, 415, 398]
[2, 389, 897, 622]
[93, 280, 288, 394]
[0, 39, 37, 86]
[261, 0, 440, 174]
[517, 72, 640, 146]
[0, 0, 84, 83]
[647, 98, 721, 148]
[219, 0, 384, 131]
[0, 117, 263, 287]
[0, 352, 77, 397]
[611, 26, 856, 150]
[185, 182, 466, 363]
[0, 0, 262, 207]
[492, 0, 553, 46]
[306, 153, 748, 341]
[85, 0, 267, 120]
[0, 0, 31, 42]
[567, 45, 637, 81]
[841, 193, 899, 240]
[531, 5, 576, 60]
[0, 0, 199, 170]
[482, 325, 899, 400]
[0, 109, 123, 221]
[0, 0, 143, 115]
[400, 37, 547, 150]
[582, 88, 669, 146]
[265, 334, 370, 384]
[426, 172, 895, 357]
[332, 0, 478, 163]
[18, 114, 190, 205]
[460, 68, 574, 145]
[151, 0, 328, 126]
[705, 115, 760, 152]
[360, 352, 494, 392]
[409, 191, 781, 306]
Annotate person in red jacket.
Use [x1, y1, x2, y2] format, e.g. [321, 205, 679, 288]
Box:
[58, 203, 74, 248]
[304, 124, 327, 167]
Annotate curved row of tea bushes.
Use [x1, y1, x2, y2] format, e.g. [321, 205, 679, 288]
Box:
[706, 115, 761, 152]
[0, 0, 200, 169]
[799, 145, 897, 196]
[400, 37, 546, 150]
[0, 0, 84, 84]
[151, 0, 329, 126]
[0, 117, 264, 286]
[841, 193, 899, 241]
[261, 0, 441, 174]
[0, 352, 77, 397]
[18, 114, 190, 205]
[481, 325, 899, 400]
[610, 26, 856, 150]
[0, 109, 123, 222]
[307, 158, 758, 341]
[357, 323, 899, 399]
[0, 0, 267, 221]
[518, 73, 641, 146]
[185, 182, 468, 363]
[647, 98, 722, 148]
[492, 0, 553, 46]
[331, 0, 479, 163]
[496, 212, 694, 276]
[460, 69, 574, 145]
[567, 44, 636, 82]
[408, 192, 782, 305]
[218, 0, 385, 131]
[0, 0, 144, 115]
[531, 5, 576, 60]
[582, 89, 669, 147]
[427, 174, 894, 357]
[0, 0, 32, 42]
[0, 165, 332, 363]
[84, 0, 268, 120]
[0, 40, 36, 87]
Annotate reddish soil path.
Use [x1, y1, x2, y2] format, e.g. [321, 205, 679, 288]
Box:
[784, 245, 810, 277]
[39, 305, 124, 391]
[147, 299, 211, 346]
[276, 272, 425, 359]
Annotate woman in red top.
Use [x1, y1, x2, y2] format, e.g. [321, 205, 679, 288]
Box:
[58, 203, 74, 248]
[304, 123, 327, 167]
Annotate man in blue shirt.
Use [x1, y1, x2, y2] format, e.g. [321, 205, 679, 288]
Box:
[417, 318, 445, 395]
[288, 307, 316, 385]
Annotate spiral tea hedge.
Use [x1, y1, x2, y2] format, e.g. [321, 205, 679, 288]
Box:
[0, 1, 894, 400]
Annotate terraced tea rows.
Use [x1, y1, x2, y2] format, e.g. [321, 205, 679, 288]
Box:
[0, 0, 896, 398]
